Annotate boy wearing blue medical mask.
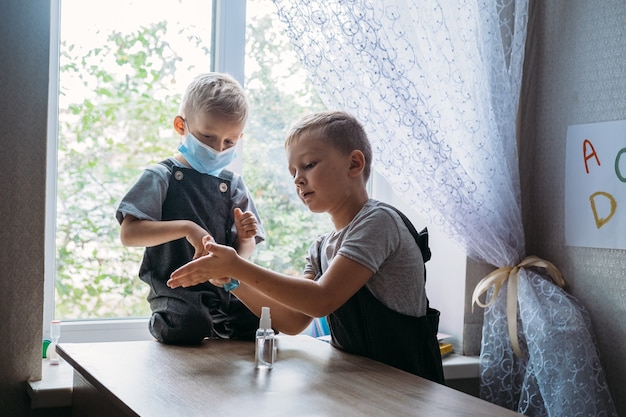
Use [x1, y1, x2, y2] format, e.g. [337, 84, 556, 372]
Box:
[116, 72, 265, 345]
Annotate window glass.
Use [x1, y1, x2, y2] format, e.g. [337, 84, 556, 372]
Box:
[56, 0, 213, 320]
[244, 0, 331, 275]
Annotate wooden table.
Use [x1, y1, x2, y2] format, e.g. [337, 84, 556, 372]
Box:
[57, 335, 520, 417]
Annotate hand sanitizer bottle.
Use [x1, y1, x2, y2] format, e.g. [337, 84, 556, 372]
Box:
[255, 307, 275, 370]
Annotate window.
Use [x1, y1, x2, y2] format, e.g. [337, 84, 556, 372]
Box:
[45, 0, 330, 342]
[46, 0, 464, 348]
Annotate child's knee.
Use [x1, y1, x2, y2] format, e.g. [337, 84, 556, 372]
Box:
[149, 311, 209, 345]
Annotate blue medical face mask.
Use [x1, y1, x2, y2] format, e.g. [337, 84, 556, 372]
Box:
[178, 128, 238, 176]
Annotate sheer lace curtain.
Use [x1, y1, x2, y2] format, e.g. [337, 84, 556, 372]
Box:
[272, 1, 618, 416]
[272, 0, 526, 267]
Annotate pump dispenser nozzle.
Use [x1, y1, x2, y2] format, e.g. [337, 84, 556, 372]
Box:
[260, 306, 271, 329]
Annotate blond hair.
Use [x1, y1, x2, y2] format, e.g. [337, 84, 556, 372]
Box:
[179, 72, 248, 124]
[285, 111, 372, 181]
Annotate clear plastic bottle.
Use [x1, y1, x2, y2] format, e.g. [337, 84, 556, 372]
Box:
[50, 320, 61, 365]
[255, 307, 275, 369]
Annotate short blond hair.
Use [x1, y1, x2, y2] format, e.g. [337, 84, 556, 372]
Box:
[285, 111, 372, 181]
[179, 72, 248, 124]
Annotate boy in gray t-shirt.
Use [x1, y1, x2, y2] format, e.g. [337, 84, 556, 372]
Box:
[168, 110, 443, 382]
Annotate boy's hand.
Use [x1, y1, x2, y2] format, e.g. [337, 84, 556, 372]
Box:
[186, 224, 213, 260]
[202, 234, 216, 248]
[234, 208, 258, 240]
[202, 235, 232, 287]
[168, 242, 238, 288]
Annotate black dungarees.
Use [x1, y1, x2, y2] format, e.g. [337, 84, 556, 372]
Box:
[328, 291, 445, 383]
[139, 160, 258, 345]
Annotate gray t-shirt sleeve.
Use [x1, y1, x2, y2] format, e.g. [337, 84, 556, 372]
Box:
[304, 234, 326, 278]
[115, 162, 170, 224]
[339, 207, 427, 316]
[304, 209, 398, 278]
[337, 209, 400, 273]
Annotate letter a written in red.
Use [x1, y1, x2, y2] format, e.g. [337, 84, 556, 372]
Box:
[583, 139, 601, 174]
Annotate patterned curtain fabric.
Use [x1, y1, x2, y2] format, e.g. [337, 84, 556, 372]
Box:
[272, 0, 525, 267]
[271, 1, 617, 415]
[479, 268, 617, 416]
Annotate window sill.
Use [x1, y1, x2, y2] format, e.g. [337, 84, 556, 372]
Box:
[442, 353, 480, 380]
[27, 357, 73, 409]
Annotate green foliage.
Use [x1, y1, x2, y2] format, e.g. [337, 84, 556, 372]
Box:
[56, 22, 182, 318]
[55, 7, 329, 319]
[243, 6, 330, 274]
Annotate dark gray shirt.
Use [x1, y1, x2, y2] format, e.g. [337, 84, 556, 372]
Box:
[116, 157, 265, 244]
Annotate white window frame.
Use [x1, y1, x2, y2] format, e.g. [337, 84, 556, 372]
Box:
[43, 0, 60, 342]
[45, 0, 465, 349]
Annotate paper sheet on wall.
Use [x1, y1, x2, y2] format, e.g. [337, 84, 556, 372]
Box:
[565, 120, 626, 249]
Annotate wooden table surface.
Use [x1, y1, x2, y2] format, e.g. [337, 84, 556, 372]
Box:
[58, 335, 520, 417]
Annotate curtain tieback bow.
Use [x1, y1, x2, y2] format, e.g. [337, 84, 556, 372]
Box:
[471, 256, 565, 358]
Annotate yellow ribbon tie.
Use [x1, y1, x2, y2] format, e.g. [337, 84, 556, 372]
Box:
[471, 256, 565, 358]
